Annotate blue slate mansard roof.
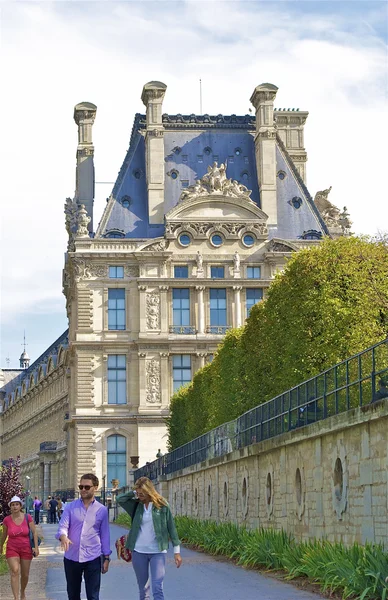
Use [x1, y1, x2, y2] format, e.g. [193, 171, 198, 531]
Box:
[96, 113, 328, 240]
[0, 329, 69, 403]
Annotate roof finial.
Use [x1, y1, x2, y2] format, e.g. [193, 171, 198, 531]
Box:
[20, 331, 30, 370]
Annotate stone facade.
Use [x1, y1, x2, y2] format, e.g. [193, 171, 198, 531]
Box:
[159, 401, 388, 545]
[0, 80, 350, 497]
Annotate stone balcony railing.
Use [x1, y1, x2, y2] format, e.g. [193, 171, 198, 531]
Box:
[206, 326, 232, 334]
[169, 326, 197, 334]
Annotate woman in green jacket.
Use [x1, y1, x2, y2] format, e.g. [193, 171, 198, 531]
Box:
[117, 477, 182, 600]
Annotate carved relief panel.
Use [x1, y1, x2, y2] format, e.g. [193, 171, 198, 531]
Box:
[146, 358, 161, 404]
[146, 293, 160, 330]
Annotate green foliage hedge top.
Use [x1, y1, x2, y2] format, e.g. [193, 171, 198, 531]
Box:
[167, 237, 388, 449]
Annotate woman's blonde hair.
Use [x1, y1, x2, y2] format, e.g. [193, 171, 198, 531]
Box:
[134, 477, 167, 509]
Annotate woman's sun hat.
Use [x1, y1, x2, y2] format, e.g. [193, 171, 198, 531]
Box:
[8, 495, 23, 507]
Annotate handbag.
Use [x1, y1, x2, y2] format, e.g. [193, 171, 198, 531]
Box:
[26, 515, 42, 551]
[115, 534, 132, 562]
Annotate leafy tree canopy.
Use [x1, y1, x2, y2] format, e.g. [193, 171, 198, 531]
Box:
[0, 456, 25, 522]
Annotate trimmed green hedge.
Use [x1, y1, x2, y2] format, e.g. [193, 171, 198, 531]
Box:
[167, 237, 388, 449]
[175, 517, 388, 600]
[0, 525, 7, 576]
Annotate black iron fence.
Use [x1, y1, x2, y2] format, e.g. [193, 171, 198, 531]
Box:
[134, 338, 388, 481]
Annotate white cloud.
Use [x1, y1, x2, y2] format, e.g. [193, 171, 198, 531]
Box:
[1, 0, 387, 364]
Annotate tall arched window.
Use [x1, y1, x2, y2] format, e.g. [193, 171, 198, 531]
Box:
[107, 434, 126, 487]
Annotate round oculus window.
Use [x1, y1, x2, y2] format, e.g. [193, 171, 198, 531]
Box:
[170, 170, 178, 180]
[243, 234, 255, 247]
[278, 171, 286, 180]
[179, 233, 191, 247]
[235, 147, 242, 156]
[291, 196, 302, 209]
[211, 234, 223, 247]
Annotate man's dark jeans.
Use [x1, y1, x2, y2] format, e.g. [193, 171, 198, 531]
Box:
[64, 556, 101, 600]
[49, 510, 57, 524]
[34, 509, 40, 524]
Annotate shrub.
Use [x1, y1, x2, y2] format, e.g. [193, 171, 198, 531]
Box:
[174, 517, 388, 600]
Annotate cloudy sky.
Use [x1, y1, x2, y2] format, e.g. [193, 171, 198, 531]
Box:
[1, 0, 387, 368]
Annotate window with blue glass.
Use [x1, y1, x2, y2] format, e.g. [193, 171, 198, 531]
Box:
[246, 288, 263, 316]
[173, 355, 192, 392]
[107, 355, 126, 404]
[174, 265, 188, 278]
[173, 289, 190, 327]
[210, 288, 227, 326]
[211, 266, 224, 279]
[108, 289, 125, 330]
[247, 266, 261, 279]
[109, 266, 124, 279]
[107, 434, 127, 486]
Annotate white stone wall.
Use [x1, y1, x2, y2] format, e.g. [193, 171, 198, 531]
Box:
[162, 402, 388, 544]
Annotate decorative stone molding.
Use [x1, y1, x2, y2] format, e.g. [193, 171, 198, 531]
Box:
[332, 443, 348, 520]
[125, 265, 140, 278]
[138, 285, 148, 291]
[146, 358, 161, 404]
[295, 466, 306, 521]
[75, 205, 91, 238]
[258, 129, 277, 139]
[166, 221, 267, 239]
[241, 468, 249, 519]
[146, 293, 160, 330]
[141, 239, 169, 251]
[179, 162, 252, 202]
[158, 285, 169, 291]
[314, 187, 352, 235]
[266, 466, 275, 519]
[138, 353, 147, 358]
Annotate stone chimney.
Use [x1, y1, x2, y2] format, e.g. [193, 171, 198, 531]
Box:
[274, 108, 308, 182]
[141, 81, 167, 225]
[73, 102, 97, 232]
[250, 83, 278, 228]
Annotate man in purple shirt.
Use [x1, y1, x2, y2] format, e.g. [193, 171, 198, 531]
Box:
[56, 473, 111, 600]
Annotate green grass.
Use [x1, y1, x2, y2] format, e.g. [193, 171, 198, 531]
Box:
[114, 512, 132, 528]
[175, 517, 388, 600]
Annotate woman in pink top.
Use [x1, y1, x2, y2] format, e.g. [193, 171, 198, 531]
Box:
[0, 495, 39, 600]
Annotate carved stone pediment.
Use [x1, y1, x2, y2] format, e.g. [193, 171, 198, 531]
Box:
[140, 238, 170, 252]
[267, 239, 298, 253]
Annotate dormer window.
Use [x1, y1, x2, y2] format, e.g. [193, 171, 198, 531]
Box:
[300, 230, 322, 240]
[104, 230, 125, 239]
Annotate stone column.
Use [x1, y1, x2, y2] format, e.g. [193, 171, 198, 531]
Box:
[250, 83, 278, 228]
[159, 286, 169, 333]
[159, 352, 170, 406]
[196, 286, 205, 334]
[141, 81, 167, 225]
[43, 462, 50, 500]
[138, 286, 147, 333]
[196, 352, 206, 370]
[233, 286, 242, 328]
[73, 102, 97, 232]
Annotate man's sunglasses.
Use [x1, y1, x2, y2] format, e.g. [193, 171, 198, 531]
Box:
[78, 485, 93, 491]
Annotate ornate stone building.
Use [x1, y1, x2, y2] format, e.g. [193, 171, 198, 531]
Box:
[0, 81, 349, 496]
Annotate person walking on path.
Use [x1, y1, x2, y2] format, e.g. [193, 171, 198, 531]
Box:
[56, 473, 111, 600]
[117, 476, 182, 600]
[33, 496, 42, 524]
[0, 495, 40, 600]
[49, 496, 58, 524]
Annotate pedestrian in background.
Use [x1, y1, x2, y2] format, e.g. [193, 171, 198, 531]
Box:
[33, 496, 42, 524]
[56, 473, 111, 600]
[0, 495, 39, 600]
[49, 496, 58, 524]
[117, 477, 182, 600]
[57, 496, 63, 520]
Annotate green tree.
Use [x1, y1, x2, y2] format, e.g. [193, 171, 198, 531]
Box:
[242, 236, 388, 403]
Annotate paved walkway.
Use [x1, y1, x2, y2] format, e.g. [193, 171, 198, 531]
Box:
[1, 523, 323, 599]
